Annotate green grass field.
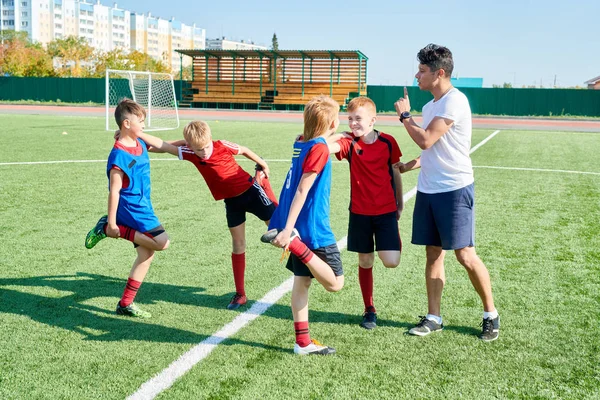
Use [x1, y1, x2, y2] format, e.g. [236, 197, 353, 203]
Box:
[1, 114, 599, 399]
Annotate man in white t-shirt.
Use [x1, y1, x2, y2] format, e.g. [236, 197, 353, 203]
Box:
[394, 44, 499, 342]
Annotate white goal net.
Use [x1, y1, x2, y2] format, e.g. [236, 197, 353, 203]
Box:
[105, 69, 179, 132]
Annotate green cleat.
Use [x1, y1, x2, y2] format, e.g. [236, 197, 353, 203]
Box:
[115, 302, 151, 318]
[85, 215, 108, 249]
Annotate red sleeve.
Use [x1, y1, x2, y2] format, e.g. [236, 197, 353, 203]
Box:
[110, 166, 129, 188]
[302, 143, 330, 174]
[179, 146, 196, 162]
[386, 134, 402, 163]
[220, 140, 240, 155]
[334, 137, 352, 161]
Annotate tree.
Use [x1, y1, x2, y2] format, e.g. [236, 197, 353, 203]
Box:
[0, 30, 54, 77]
[271, 33, 279, 51]
[92, 48, 131, 77]
[47, 36, 95, 77]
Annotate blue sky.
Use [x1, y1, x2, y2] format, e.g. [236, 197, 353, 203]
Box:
[109, 0, 600, 88]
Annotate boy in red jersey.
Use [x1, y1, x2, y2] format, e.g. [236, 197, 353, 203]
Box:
[330, 96, 403, 330]
[84, 99, 171, 319]
[136, 120, 277, 310]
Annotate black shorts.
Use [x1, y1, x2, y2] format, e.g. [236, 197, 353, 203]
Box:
[133, 225, 166, 248]
[224, 181, 276, 228]
[347, 211, 402, 254]
[285, 243, 344, 278]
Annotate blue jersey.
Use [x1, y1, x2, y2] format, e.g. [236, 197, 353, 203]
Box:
[106, 138, 160, 232]
[269, 137, 335, 250]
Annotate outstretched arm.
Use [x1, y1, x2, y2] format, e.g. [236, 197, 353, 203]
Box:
[394, 156, 421, 173]
[239, 145, 270, 178]
[138, 132, 179, 156]
[271, 171, 318, 249]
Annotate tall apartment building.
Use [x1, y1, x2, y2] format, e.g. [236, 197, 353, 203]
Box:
[1, 0, 206, 71]
[130, 12, 205, 71]
[206, 37, 267, 50]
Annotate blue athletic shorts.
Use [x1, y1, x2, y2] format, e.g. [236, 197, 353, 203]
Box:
[412, 183, 475, 250]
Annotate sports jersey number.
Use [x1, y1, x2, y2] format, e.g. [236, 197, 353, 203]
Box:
[285, 165, 293, 190]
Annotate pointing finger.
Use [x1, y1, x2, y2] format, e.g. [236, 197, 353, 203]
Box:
[404, 87, 408, 99]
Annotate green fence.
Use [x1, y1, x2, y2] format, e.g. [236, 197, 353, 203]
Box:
[0, 77, 184, 104]
[0, 77, 599, 117]
[367, 86, 600, 117]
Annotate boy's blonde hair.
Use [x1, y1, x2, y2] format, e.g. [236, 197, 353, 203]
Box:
[303, 95, 339, 140]
[347, 96, 377, 115]
[183, 121, 212, 147]
[114, 98, 146, 129]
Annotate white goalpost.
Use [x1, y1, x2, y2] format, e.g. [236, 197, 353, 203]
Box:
[105, 69, 180, 132]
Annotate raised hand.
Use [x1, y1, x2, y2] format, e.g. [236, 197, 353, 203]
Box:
[394, 87, 411, 116]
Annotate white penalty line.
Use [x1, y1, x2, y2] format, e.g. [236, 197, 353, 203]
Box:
[127, 129, 502, 400]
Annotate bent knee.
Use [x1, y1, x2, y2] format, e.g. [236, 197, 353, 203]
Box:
[324, 277, 344, 292]
[382, 259, 400, 268]
[155, 238, 170, 251]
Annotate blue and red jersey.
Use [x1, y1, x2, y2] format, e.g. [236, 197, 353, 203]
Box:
[269, 137, 335, 250]
[106, 138, 160, 232]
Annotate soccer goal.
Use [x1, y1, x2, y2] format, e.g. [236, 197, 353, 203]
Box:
[105, 69, 180, 132]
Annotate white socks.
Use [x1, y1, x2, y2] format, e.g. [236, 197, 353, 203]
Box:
[483, 309, 499, 320]
[426, 314, 443, 325]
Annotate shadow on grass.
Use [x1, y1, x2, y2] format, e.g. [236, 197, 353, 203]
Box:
[0, 272, 480, 344]
[0, 272, 285, 351]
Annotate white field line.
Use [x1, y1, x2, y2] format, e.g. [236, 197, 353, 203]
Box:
[127, 130, 502, 399]
[474, 165, 600, 176]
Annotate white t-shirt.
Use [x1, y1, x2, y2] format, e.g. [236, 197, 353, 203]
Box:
[417, 88, 474, 194]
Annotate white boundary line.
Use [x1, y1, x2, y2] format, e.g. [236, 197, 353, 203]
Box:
[474, 165, 600, 176]
[127, 130, 502, 400]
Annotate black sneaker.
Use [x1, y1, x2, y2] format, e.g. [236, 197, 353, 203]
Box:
[260, 228, 300, 244]
[479, 315, 500, 342]
[360, 311, 377, 330]
[408, 315, 443, 336]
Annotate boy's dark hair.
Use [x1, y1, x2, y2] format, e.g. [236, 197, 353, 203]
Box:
[417, 44, 454, 78]
[114, 98, 146, 128]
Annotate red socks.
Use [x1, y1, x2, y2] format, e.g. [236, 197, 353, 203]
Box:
[120, 278, 141, 307]
[288, 237, 314, 264]
[103, 224, 137, 242]
[231, 253, 246, 296]
[294, 321, 311, 347]
[359, 266, 376, 313]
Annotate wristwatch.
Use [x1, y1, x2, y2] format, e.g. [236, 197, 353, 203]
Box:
[399, 111, 411, 123]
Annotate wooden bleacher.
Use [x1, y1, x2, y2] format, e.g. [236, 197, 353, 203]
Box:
[175, 50, 368, 110]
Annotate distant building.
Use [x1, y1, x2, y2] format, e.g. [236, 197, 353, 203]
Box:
[206, 37, 267, 50]
[412, 77, 483, 88]
[0, 0, 206, 71]
[584, 76, 600, 90]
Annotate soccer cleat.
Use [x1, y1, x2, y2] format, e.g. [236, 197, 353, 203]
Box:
[115, 302, 151, 318]
[260, 228, 301, 244]
[408, 315, 443, 336]
[85, 215, 108, 249]
[479, 315, 500, 342]
[293, 339, 336, 355]
[226, 293, 247, 310]
[360, 310, 377, 330]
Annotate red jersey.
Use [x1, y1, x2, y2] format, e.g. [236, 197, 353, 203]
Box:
[179, 140, 253, 200]
[335, 131, 402, 215]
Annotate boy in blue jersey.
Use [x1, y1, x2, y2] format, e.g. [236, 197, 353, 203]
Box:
[262, 95, 345, 356]
[85, 99, 171, 318]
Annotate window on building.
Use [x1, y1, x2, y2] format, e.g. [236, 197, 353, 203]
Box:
[21, 11, 28, 17]
[21, 1, 27, 6]
[21, 21, 28, 26]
